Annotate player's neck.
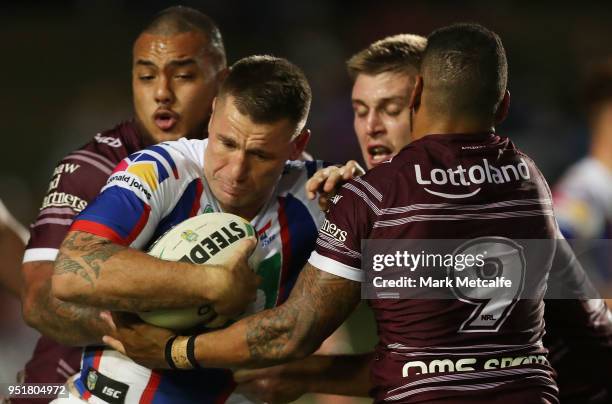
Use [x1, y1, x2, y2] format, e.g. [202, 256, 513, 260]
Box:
[411, 108, 495, 141]
[218, 202, 261, 222]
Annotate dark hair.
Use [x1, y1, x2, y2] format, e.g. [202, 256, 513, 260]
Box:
[583, 59, 612, 122]
[347, 34, 427, 81]
[218, 55, 312, 136]
[142, 6, 226, 69]
[422, 23, 507, 119]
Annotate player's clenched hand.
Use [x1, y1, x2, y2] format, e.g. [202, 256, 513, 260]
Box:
[234, 365, 306, 404]
[101, 311, 173, 369]
[209, 237, 261, 317]
[306, 160, 365, 211]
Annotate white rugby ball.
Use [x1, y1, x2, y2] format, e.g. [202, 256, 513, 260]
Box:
[138, 212, 263, 331]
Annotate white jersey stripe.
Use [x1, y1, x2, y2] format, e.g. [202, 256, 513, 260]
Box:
[387, 341, 543, 351]
[373, 209, 554, 228]
[316, 238, 361, 259]
[343, 183, 382, 215]
[318, 232, 361, 257]
[23, 248, 59, 263]
[73, 149, 116, 170]
[32, 217, 74, 227]
[39, 207, 78, 216]
[387, 375, 557, 401]
[381, 198, 552, 215]
[389, 348, 546, 358]
[388, 367, 555, 396]
[65, 154, 112, 176]
[309, 251, 364, 282]
[354, 176, 383, 201]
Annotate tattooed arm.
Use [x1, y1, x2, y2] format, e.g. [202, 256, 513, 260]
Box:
[23, 261, 110, 345]
[52, 230, 258, 314]
[191, 263, 361, 368]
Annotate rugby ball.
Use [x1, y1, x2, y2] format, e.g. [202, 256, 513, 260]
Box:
[138, 212, 263, 331]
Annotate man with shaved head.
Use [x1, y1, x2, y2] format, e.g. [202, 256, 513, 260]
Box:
[18, 6, 227, 402]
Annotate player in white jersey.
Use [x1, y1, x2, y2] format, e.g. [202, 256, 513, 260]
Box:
[554, 60, 612, 246]
[547, 60, 612, 403]
[51, 56, 326, 404]
[554, 158, 612, 241]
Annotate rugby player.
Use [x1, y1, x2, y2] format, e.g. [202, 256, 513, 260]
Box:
[19, 5, 227, 399]
[52, 56, 329, 403]
[350, 34, 427, 170]
[553, 59, 612, 275]
[234, 34, 427, 403]
[545, 60, 612, 403]
[294, 34, 612, 404]
[105, 23, 570, 403]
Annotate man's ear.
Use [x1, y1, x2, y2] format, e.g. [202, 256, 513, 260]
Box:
[495, 90, 510, 124]
[409, 76, 423, 111]
[289, 129, 311, 160]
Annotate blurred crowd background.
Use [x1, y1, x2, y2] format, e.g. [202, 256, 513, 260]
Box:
[1, 0, 610, 396]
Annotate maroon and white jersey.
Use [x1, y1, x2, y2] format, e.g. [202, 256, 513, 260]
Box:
[24, 121, 145, 263]
[309, 132, 560, 403]
[17, 121, 146, 402]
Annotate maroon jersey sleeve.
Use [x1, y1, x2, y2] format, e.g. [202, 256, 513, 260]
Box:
[308, 176, 385, 282]
[23, 122, 142, 263]
[23, 152, 116, 262]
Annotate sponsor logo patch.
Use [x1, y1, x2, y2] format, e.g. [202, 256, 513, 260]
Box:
[320, 218, 347, 242]
[182, 221, 247, 264]
[330, 195, 343, 205]
[41, 192, 88, 212]
[86, 368, 129, 404]
[94, 133, 122, 148]
[414, 158, 531, 199]
[181, 230, 198, 242]
[86, 369, 98, 390]
[108, 173, 153, 200]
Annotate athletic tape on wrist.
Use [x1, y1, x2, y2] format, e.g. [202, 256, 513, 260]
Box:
[171, 336, 192, 369]
[165, 335, 178, 369]
[187, 335, 201, 369]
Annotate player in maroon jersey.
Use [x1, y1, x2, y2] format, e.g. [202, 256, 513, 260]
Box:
[244, 33, 612, 404]
[102, 23, 567, 403]
[17, 6, 227, 402]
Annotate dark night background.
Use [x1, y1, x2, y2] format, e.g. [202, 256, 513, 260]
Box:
[1, 0, 610, 393]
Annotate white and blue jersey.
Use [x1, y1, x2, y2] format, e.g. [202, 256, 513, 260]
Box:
[553, 157, 612, 240]
[553, 157, 612, 282]
[70, 138, 325, 404]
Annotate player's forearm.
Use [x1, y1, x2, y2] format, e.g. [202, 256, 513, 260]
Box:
[52, 231, 216, 311]
[23, 261, 108, 346]
[193, 264, 361, 368]
[28, 285, 108, 346]
[195, 303, 312, 368]
[288, 353, 373, 397]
